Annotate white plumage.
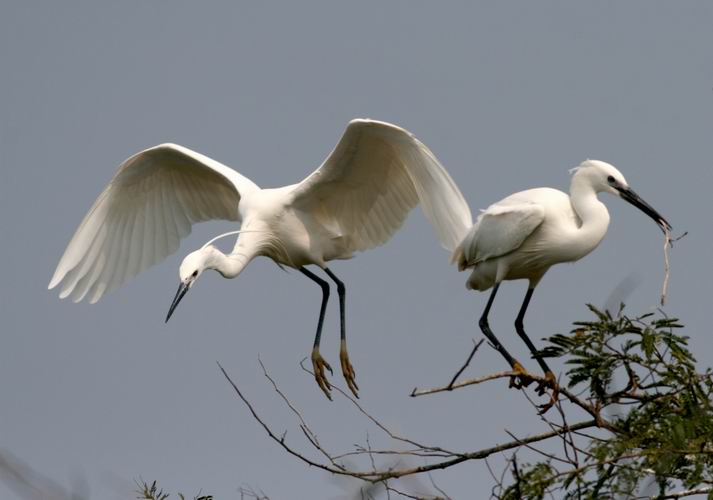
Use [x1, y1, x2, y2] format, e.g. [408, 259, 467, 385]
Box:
[49, 118, 472, 398]
[48, 144, 259, 303]
[452, 160, 670, 398]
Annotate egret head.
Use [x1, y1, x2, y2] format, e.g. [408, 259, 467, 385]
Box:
[165, 247, 213, 322]
[571, 160, 628, 195]
[573, 160, 671, 233]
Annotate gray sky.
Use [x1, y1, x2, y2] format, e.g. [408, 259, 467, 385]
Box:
[1, 2, 712, 498]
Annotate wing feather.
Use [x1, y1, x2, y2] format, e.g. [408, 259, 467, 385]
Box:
[292, 119, 472, 254]
[89, 210, 133, 303]
[155, 181, 171, 248]
[59, 220, 106, 299]
[167, 171, 193, 236]
[49, 144, 259, 303]
[454, 201, 545, 270]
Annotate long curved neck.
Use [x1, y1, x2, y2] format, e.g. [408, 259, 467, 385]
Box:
[568, 174, 611, 258]
[204, 245, 257, 279]
[204, 221, 273, 278]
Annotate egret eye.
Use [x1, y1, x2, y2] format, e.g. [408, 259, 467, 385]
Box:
[191, 270, 198, 278]
[607, 175, 615, 184]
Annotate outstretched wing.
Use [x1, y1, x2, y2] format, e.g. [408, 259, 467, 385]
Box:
[291, 119, 472, 253]
[49, 143, 259, 303]
[453, 201, 545, 270]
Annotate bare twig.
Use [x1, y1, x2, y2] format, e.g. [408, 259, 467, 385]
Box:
[656, 486, 713, 499]
[411, 370, 516, 397]
[447, 339, 485, 389]
[218, 361, 352, 477]
[427, 473, 451, 500]
[552, 385, 580, 467]
[483, 457, 501, 498]
[383, 483, 443, 500]
[412, 369, 617, 432]
[660, 229, 687, 306]
[661, 227, 672, 306]
[238, 484, 270, 500]
[504, 429, 571, 465]
[257, 357, 343, 469]
[519, 383, 575, 464]
[332, 449, 452, 461]
[300, 359, 452, 455]
[218, 361, 598, 482]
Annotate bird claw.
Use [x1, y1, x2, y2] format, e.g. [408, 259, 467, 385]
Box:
[508, 365, 559, 413]
[508, 361, 535, 389]
[339, 340, 359, 398]
[536, 370, 557, 395]
[311, 348, 333, 400]
[536, 371, 559, 414]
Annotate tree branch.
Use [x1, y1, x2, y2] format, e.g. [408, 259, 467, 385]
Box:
[218, 361, 597, 482]
[412, 370, 617, 432]
[446, 339, 484, 389]
[656, 486, 713, 499]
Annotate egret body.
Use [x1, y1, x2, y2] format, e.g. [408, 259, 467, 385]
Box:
[50, 119, 472, 398]
[452, 160, 670, 389]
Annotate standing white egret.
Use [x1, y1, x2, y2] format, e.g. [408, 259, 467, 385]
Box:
[452, 160, 670, 392]
[49, 119, 472, 399]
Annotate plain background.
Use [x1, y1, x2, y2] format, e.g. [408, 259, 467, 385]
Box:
[1, 2, 712, 498]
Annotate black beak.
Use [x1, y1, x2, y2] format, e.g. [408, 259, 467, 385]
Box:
[166, 282, 190, 323]
[617, 186, 671, 233]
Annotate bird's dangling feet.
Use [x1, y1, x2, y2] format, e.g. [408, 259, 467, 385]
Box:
[311, 347, 334, 400]
[536, 371, 559, 414]
[509, 361, 536, 389]
[339, 339, 359, 398]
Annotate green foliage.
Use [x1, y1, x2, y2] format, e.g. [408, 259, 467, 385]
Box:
[135, 307, 711, 499]
[505, 306, 713, 499]
[135, 479, 212, 500]
[501, 461, 557, 500]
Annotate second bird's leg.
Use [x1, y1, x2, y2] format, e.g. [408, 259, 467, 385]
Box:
[299, 267, 333, 400]
[515, 287, 558, 400]
[324, 268, 359, 398]
[479, 283, 533, 388]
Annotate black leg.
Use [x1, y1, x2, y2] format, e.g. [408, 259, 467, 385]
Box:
[479, 283, 532, 389]
[300, 267, 330, 349]
[300, 267, 333, 399]
[515, 287, 557, 398]
[514, 287, 552, 375]
[323, 268, 346, 344]
[324, 267, 359, 397]
[479, 283, 517, 367]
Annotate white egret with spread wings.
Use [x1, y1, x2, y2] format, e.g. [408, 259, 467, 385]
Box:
[49, 119, 472, 399]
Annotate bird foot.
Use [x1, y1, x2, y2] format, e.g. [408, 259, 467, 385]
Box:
[339, 340, 359, 398]
[508, 361, 535, 389]
[311, 348, 333, 400]
[536, 371, 560, 414]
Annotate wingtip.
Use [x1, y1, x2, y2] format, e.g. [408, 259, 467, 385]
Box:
[348, 118, 415, 142]
[154, 142, 181, 150]
[144, 142, 185, 156]
[48, 274, 61, 290]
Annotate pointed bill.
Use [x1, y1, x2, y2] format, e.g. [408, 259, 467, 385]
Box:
[166, 282, 190, 323]
[617, 186, 671, 233]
